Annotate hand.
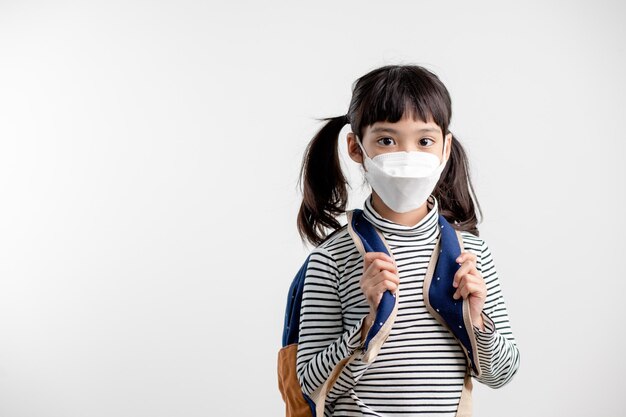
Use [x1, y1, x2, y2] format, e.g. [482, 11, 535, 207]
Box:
[452, 250, 486, 331]
[360, 252, 400, 313]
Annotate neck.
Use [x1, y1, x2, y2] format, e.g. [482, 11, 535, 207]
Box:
[371, 192, 430, 227]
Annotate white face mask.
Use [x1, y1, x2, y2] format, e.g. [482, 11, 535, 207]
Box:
[356, 135, 448, 213]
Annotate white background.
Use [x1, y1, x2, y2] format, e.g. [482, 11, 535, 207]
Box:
[1, 1, 624, 416]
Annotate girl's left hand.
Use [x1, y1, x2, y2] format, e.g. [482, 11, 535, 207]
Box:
[452, 250, 487, 331]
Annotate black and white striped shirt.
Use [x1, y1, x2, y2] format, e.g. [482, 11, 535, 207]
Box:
[296, 193, 520, 416]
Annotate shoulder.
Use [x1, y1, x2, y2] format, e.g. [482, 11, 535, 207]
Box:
[301, 227, 354, 292]
[458, 230, 483, 253]
[314, 224, 353, 255]
[307, 224, 360, 279]
[306, 225, 350, 265]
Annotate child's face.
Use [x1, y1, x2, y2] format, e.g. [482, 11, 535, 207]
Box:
[347, 114, 452, 164]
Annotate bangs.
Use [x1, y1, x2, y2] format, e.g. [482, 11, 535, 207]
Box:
[352, 66, 451, 135]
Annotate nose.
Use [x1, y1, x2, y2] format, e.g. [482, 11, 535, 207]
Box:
[396, 142, 423, 153]
[399, 144, 419, 152]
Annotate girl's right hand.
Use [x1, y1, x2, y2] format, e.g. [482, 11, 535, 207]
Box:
[360, 252, 400, 313]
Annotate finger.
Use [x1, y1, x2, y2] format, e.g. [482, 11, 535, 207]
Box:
[364, 258, 398, 280]
[361, 268, 400, 294]
[454, 277, 485, 300]
[453, 259, 478, 287]
[464, 272, 487, 294]
[455, 250, 477, 266]
[364, 251, 395, 269]
[364, 251, 394, 264]
[369, 280, 398, 308]
[461, 281, 483, 299]
[453, 275, 471, 299]
[454, 279, 471, 300]
[453, 268, 483, 290]
[364, 262, 397, 286]
[365, 270, 400, 295]
[373, 278, 398, 295]
[373, 269, 400, 288]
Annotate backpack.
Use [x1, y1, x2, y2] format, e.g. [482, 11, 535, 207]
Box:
[277, 208, 482, 417]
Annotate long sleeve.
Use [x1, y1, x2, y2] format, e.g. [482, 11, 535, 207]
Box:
[470, 239, 521, 388]
[295, 248, 374, 406]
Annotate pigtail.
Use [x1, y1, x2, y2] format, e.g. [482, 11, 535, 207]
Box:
[297, 115, 349, 246]
[435, 132, 484, 237]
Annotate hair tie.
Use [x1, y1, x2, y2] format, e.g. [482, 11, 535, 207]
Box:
[344, 114, 350, 125]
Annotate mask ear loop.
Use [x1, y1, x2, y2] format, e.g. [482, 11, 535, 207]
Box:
[441, 137, 447, 164]
[356, 135, 370, 159]
[441, 135, 449, 165]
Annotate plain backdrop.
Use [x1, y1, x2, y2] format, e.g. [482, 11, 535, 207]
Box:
[1, 1, 624, 416]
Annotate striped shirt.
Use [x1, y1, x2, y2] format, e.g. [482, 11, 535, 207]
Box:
[296, 193, 520, 416]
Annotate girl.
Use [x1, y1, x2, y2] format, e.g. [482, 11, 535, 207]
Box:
[294, 64, 520, 416]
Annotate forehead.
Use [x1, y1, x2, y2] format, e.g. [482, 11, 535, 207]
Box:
[366, 116, 442, 136]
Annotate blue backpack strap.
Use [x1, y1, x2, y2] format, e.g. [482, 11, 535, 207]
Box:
[346, 208, 398, 363]
[282, 253, 312, 347]
[424, 214, 481, 376]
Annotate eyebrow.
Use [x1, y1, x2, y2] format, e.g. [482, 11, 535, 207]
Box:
[370, 126, 440, 134]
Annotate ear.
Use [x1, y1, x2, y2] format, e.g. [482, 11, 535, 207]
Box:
[347, 132, 363, 164]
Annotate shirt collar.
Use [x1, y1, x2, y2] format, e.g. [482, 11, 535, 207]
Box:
[362, 193, 440, 241]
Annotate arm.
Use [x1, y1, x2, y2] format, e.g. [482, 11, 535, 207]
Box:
[470, 239, 521, 388]
[296, 248, 374, 405]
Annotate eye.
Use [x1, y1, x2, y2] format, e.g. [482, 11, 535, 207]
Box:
[419, 138, 435, 147]
[377, 137, 396, 146]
